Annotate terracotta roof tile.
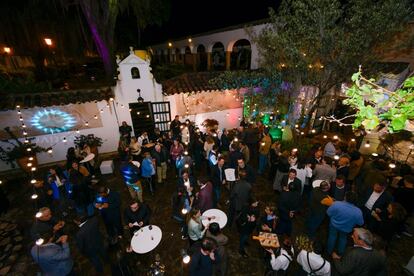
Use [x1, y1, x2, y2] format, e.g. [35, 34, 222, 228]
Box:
[1, 87, 114, 111]
[161, 72, 222, 95]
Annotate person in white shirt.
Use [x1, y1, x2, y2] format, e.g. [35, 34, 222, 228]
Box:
[266, 236, 294, 273]
[290, 158, 313, 194]
[137, 132, 149, 147]
[296, 236, 331, 276]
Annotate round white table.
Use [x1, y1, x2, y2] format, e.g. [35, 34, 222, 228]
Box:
[80, 153, 95, 163]
[131, 225, 162, 254]
[201, 209, 228, 229]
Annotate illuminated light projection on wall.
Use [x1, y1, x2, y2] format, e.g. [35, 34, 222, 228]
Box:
[31, 109, 77, 134]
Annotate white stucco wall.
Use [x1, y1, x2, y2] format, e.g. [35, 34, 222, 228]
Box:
[0, 51, 164, 172]
[165, 94, 243, 130]
[150, 24, 267, 69]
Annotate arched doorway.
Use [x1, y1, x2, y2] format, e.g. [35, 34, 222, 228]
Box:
[184, 46, 192, 68]
[197, 44, 207, 71]
[175, 48, 181, 63]
[212, 42, 225, 71]
[231, 39, 252, 70]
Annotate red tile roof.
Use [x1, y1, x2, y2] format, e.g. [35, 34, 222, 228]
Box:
[161, 72, 222, 95]
[0, 87, 114, 111]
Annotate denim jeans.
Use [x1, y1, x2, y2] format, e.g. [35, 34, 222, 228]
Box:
[258, 154, 268, 174]
[327, 223, 348, 255]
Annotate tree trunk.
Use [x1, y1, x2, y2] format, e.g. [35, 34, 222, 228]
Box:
[79, 1, 114, 76]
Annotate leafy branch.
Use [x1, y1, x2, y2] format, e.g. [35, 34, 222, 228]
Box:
[342, 71, 414, 132]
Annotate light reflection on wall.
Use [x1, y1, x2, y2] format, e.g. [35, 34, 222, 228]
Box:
[31, 109, 77, 134]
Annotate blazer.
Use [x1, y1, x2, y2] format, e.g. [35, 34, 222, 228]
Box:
[211, 164, 225, 187]
[195, 182, 213, 213]
[281, 176, 302, 193]
[177, 176, 197, 190]
[230, 179, 252, 211]
[31, 243, 73, 276]
[362, 188, 393, 215]
[75, 216, 104, 256]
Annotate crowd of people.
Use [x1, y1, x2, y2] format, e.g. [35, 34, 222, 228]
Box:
[26, 115, 413, 275]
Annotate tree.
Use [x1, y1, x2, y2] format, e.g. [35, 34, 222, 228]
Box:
[251, 0, 413, 126]
[334, 70, 414, 133]
[74, 0, 170, 75]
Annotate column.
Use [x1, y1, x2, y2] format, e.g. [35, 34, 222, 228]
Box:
[192, 53, 197, 71]
[207, 52, 212, 71]
[225, 51, 231, 70]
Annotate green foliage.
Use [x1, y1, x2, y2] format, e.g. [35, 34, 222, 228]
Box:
[252, 0, 413, 110]
[344, 73, 414, 132]
[0, 127, 47, 167]
[74, 134, 103, 148]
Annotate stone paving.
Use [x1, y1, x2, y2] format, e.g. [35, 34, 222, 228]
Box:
[0, 158, 413, 275]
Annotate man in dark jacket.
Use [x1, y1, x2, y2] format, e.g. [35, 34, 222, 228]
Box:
[229, 170, 252, 227]
[280, 169, 302, 194]
[95, 187, 123, 244]
[330, 175, 348, 201]
[124, 200, 151, 234]
[177, 171, 197, 194]
[307, 181, 332, 238]
[151, 144, 168, 186]
[75, 215, 106, 273]
[195, 177, 214, 213]
[170, 115, 181, 139]
[360, 182, 392, 231]
[333, 228, 387, 276]
[211, 156, 226, 207]
[278, 180, 301, 236]
[228, 143, 243, 169]
[236, 158, 256, 185]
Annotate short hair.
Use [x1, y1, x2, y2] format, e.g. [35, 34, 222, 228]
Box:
[208, 222, 221, 236]
[354, 228, 373, 246]
[218, 156, 225, 162]
[98, 186, 109, 194]
[39, 207, 51, 214]
[129, 199, 139, 206]
[323, 156, 333, 164]
[345, 191, 357, 205]
[288, 168, 297, 175]
[237, 157, 245, 162]
[265, 205, 276, 213]
[319, 181, 330, 190]
[200, 237, 217, 252]
[336, 175, 346, 182]
[212, 144, 219, 151]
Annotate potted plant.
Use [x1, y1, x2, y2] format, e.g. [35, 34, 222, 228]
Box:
[74, 134, 103, 157]
[0, 127, 47, 171]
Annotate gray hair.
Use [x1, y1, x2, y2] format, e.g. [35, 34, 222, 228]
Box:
[355, 227, 373, 246]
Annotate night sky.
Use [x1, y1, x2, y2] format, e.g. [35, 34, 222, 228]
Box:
[140, 0, 280, 46]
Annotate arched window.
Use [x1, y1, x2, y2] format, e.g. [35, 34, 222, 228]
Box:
[131, 67, 140, 79]
[231, 39, 252, 70]
[212, 42, 225, 71]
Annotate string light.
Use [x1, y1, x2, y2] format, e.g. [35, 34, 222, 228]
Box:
[35, 238, 44, 245]
[84, 121, 89, 126]
[334, 155, 340, 160]
[181, 208, 188, 215]
[351, 138, 356, 142]
[389, 163, 396, 169]
[35, 212, 42, 218]
[323, 135, 327, 139]
[372, 153, 378, 157]
[333, 135, 339, 140]
[364, 140, 370, 148]
[31, 194, 38, 199]
[63, 137, 67, 143]
[94, 115, 98, 120]
[27, 163, 32, 167]
[31, 179, 37, 184]
[76, 129, 80, 134]
[100, 109, 104, 113]
[31, 167, 37, 171]
[47, 148, 53, 154]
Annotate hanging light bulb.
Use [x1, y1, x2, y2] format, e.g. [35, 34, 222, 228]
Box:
[29, 157, 33, 161]
[22, 124, 26, 128]
[100, 109, 104, 113]
[94, 115, 98, 120]
[23, 131, 27, 136]
[31, 179, 37, 184]
[76, 129, 80, 134]
[372, 153, 378, 157]
[184, 164, 189, 169]
[300, 132, 305, 135]
[311, 129, 316, 133]
[47, 148, 53, 154]
[389, 163, 396, 169]
[234, 137, 238, 142]
[17, 110, 21, 115]
[364, 140, 370, 148]
[85, 121, 89, 126]
[24, 139, 29, 143]
[31, 194, 38, 199]
[35, 212, 42, 218]
[323, 135, 327, 139]
[184, 151, 188, 156]
[109, 97, 114, 102]
[19, 116, 23, 121]
[27, 162, 32, 167]
[63, 137, 67, 143]
[27, 148, 32, 152]
[261, 142, 266, 146]
[333, 135, 339, 140]
[351, 138, 356, 142]
[31, 167, 37, 171]
[295, 124, 299, 128]
[121, 104, 124, 108]
[334, 155, 340, 160]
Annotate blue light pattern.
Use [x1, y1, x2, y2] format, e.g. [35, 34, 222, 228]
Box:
[31, 109, 77, 134]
